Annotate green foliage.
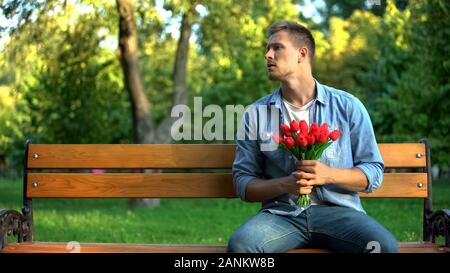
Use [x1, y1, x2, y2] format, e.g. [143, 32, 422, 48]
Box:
[198, 0, 298, 107]
[0, 86, 22, 173]
[315, 0, 450, 168]
[402, 0, 450, 167]
[362, 0, 450, 168]
[1, 1, 132, 174]
[314, 10, 381, 100]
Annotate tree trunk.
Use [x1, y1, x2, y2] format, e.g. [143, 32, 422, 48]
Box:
[117, 0, 157, 208]
[153, 1, 197, 143]
[173, 4, 195, 107]
[0, 154, 5, 177]
[117, 0, 154, 144]
[116, 0, 196, 207]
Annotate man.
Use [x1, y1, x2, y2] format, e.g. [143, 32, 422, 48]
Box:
[227, 21, 398, 253]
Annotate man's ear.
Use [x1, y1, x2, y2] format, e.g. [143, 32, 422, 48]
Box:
[298, 47, 308, 63]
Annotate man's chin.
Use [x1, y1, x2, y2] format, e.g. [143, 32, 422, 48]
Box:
[268, 73, 279, 81]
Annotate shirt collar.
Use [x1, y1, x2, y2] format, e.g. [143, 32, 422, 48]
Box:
[315, 79, 328, 105]
[268, 79, 328, 107]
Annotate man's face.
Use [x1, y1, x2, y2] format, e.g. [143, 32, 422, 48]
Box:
[265, 31, 301, 81]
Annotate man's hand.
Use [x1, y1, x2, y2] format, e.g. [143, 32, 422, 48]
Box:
[290, 171, 314, 195]
[296, 160, 370, 192]
[295, 160, 335, 186]
[245, 174, 313, 202]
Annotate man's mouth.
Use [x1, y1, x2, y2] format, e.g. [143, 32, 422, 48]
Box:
[267, 63, 276, 71]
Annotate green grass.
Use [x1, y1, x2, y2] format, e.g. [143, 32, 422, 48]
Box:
[1, 177, 449, 244]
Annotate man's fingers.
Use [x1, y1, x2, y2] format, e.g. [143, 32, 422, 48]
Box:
[292, 171, 315, 179]
[296, 179, 314, 186]
[298, 166, 315, 173]
[299, 171, 315, 179]
[296, 160, 317, 167]
[299, 187, 313, 195]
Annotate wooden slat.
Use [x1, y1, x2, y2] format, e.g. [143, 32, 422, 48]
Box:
[2, 242, 448, 253]
[27, 173, 427, 199]
[1, 242, 226, 253]
[27, 173, 236, 198]
[27, 143, 426, 169]
[288, 242, 450, 253]
[359, 173, 428, 198]
[27, 144, 236, 169]
[378, 144, 426, 168]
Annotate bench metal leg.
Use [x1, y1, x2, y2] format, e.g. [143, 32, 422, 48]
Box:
[427, 209, 450, 248]
[0, 209, 32, 249]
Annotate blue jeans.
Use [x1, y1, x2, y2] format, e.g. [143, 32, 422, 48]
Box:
[227, 205, 399, 253]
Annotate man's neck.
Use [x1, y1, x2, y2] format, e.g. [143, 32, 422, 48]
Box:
[280, 74, 316, 107]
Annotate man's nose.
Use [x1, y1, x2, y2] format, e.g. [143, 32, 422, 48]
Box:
[265, 48, 274, 60]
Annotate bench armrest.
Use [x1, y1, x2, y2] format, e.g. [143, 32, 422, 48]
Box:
[0, 209, 32, 249]
[428, 209, 450, 248]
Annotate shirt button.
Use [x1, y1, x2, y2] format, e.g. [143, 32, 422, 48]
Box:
[274, 201, 278, 204]
[289, 156, 292, 159]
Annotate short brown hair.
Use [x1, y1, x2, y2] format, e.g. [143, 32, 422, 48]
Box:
[267, 21, 315, 62]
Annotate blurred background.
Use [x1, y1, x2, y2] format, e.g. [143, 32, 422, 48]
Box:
[0, 0, 448, 244]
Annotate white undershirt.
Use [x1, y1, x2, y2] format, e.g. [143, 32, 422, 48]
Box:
[282, 98, 321, 206]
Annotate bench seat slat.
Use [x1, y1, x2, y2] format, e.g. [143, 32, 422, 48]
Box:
[28, 144, 236, 169]
[359, 173, 427, 198]
[2, 242, 448, 253]
[27, 144, 426, 169]
[378, 144, 426, 168]
[27, 173, 428, 198]
[27, 173, 236, 198]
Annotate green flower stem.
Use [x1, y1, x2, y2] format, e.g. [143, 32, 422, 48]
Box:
[298, 194, 310, 207]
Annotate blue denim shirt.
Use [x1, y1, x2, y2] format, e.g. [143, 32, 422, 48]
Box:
[232, 80, 384, 215]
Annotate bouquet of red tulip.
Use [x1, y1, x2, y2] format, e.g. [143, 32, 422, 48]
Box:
[272, 120, 340, 207]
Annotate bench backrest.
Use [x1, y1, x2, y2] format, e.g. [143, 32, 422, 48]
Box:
[24, 143, 430, 199]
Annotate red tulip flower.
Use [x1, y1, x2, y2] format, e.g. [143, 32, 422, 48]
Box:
[290, 120, 300, 133]
[317, 130, 328, 143]
[300, 120, 308, 135]
[280, 124, 292, 137]
[296, 134, 308, 148]
[307, 134, 315, 145]
[283, 137, 295, 149]
[329, 129, 341, 141]
[310, 122, 320, 137]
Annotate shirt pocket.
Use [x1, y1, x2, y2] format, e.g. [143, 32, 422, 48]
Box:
[324, 141, 340, 159]
[321, 141, 343, 168]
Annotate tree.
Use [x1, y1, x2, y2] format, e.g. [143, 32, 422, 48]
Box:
[117, 0, 153, 144]
[117, 0, 198, 145]
[396, 0, 450, 169]
[1, 1, 132, 175]
[198, 0, 301, 108]
[117, 0, 199, 207]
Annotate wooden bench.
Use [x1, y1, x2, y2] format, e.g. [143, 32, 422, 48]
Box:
[1, 140, 449, 253]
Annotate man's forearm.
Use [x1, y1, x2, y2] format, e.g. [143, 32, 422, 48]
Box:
[329, 167, 369, 192]
[245, 176, 293, 202]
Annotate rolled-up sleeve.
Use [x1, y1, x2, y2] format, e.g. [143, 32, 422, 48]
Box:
[349, 97, 384, 193]
[232, 108, 265, 201]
